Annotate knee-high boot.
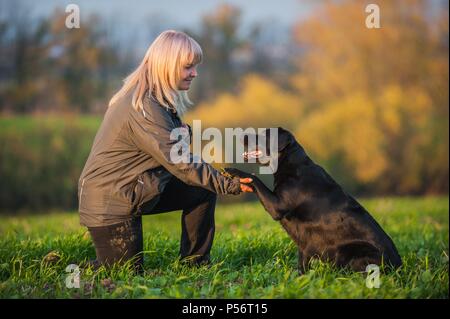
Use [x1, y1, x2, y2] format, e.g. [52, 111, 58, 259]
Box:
[87, 217, 144, 273]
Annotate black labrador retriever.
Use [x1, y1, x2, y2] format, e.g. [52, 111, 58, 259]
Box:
[223, 127, 402, 274]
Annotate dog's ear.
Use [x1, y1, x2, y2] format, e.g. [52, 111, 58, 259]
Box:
[262, 127, 293, 153]
[276, 127, 294, 152]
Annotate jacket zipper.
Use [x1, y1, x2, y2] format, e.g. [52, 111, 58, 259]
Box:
[134, 177, 145, 214]
[79, 178, 85, 206]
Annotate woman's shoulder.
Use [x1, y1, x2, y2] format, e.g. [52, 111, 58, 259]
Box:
[125, 95, 178, 132]
[143, 95, 178, 119]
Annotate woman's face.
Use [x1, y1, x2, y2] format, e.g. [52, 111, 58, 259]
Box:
[177, 63, 198, 91]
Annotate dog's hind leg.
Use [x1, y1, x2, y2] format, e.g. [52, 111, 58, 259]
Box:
[348, 256, 382, 272]
[335, 241, 382, 272]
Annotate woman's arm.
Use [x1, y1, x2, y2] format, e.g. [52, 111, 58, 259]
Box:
[128, 100, 242, 195]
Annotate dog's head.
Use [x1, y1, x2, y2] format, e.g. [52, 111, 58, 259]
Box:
[240, 127, 295, 166]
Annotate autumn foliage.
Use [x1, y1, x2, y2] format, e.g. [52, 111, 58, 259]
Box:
[186, 0, 449, 195]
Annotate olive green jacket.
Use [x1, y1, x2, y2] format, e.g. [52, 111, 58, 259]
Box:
[78, 94, 241, 227]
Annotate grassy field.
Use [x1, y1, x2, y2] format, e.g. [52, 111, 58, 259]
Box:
[0, 197, 448, 298]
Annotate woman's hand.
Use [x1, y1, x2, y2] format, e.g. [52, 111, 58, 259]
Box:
[220, 168, 254, 193]
[240, 178, 254, 192]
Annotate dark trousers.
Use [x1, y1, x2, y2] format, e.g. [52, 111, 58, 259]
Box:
[88, 176, 217, 270]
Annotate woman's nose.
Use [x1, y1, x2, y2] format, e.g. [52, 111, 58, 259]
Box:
[190, 68, 198, 77]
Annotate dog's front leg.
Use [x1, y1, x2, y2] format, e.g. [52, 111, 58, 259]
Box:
[250, 177, 292, 221]
[222, 168, 291, 220]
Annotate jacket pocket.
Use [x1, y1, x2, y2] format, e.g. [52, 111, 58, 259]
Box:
[106, 183, 133, 215]
[132, 172, 159, 207]
[132, 167, 172, 215]
[79, 189, 109, 213]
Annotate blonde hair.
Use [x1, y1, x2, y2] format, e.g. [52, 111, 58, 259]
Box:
[109, 30, 202, 115]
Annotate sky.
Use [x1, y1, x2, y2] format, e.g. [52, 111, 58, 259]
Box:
[10, 0, 443, 59]
[4, 0, 444, 37]
[22, 0, 315, 30]
[7, 0, 317, 56]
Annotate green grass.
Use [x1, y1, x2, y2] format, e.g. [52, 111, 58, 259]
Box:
[0, 197, 448, 298]
[0, 115, 101, 131]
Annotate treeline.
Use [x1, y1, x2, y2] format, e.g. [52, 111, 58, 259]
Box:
[0, 0, 448, 212]
[0, 116, 100, 212]
[0, 2, 285, 114]
[186, 0, 449, 195]
[0, 4, 126, 113]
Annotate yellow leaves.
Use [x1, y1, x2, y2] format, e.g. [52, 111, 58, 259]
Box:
[378, 85, 432, 136]
[186, 74, 304, 130]
[298, 93, 388, 183]
[286, 0, 448, 193]
[292, 0, 444, 104]
[183, 0, 447, 194]
[186, 93, 237, 127]
[187, 73, 438, 189]
[296, 84, 436, 187]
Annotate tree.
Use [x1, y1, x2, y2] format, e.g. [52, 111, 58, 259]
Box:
[292, 0, 448, 194]
[187, 4, 245, 102]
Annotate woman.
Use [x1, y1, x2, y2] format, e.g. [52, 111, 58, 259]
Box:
[78, 30, 253, 272]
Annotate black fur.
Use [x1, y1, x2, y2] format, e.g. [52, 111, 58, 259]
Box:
[225, 127, 402, 274]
